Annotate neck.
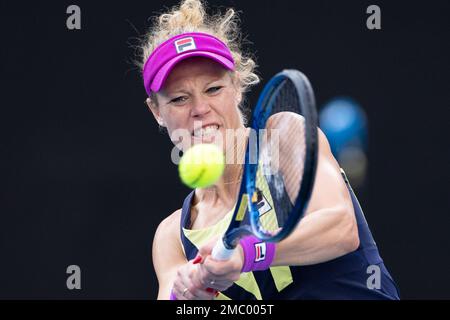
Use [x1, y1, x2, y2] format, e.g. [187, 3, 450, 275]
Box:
[193, 128, 247, 209]
[193, 163, 243, 209]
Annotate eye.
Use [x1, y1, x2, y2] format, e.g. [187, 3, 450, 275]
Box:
[206, 86, 223, 94]
[169, 95, 188, 105]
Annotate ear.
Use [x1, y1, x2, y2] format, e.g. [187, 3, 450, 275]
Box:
[146, 97, 165, 127]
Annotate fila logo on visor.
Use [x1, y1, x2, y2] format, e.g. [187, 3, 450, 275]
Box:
[254, 243, 266, 262]
[174, 37, 196, 54]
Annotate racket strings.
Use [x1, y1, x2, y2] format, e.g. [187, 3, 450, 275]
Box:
[256, 79, 307, 233]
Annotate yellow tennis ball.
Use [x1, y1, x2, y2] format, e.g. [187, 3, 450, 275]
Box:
[179, 143, 225, 189]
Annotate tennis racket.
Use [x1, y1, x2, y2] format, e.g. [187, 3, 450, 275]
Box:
[211, 69, 319, 260]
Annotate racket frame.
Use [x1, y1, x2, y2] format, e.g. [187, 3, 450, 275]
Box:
[212, 69, 318, 258]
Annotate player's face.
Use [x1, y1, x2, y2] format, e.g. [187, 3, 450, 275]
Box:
[148, 57, 244, 152]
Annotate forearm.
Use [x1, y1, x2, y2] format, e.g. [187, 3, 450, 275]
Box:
[157, 283, 173, 300]
[272, 205, 359, 266]
[156, 263, 184, 300]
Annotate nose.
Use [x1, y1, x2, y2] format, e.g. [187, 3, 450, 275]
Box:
[190, 97, 211, 118]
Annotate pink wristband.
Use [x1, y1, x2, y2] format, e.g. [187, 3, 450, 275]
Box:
[170, 290, 177, 300]
[239, 235, 276, 272]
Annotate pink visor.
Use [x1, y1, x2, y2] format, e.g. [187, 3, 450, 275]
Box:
[142, 32, 235, 95]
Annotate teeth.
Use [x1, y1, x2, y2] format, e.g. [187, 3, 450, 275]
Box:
[193, 125, 219, 137]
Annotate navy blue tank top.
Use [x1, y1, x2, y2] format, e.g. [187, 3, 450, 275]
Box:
[179, 169, 400, 299]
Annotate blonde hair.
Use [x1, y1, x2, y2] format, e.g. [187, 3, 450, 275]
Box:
[137, 0, 260, 102]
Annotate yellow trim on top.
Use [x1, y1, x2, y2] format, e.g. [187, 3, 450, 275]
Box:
[182, 210, 233, 248]
[234, 272, 263, 300]
[215, 292, 231, 300]
[182, 166, 294, 300]
[270, 266, 294, 292]
[236, 195, 248, 222]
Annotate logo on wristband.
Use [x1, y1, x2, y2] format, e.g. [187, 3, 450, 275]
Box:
[254, 242, 266, 262]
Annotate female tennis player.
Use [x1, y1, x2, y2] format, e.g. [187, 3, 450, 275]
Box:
[139, 0, 399, 300]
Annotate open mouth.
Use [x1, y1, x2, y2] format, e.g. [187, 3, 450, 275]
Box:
[192, 124, 220, 139]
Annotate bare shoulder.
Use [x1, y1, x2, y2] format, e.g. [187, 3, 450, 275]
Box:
[152, 209, 186, 299]
[307, 127, 353, 213]
[317, 127, 334, 156]
[153, 208, 182, 245]
[267, 111, 304, 127]
[152, 208, 186, 276]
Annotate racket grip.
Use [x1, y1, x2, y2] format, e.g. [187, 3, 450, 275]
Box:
[212, 239, 235, 261]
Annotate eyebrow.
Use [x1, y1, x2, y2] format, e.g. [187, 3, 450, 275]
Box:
[161, 72, 229, 97]
[205, 78, 224, 86]
[160, 88, 190, 98]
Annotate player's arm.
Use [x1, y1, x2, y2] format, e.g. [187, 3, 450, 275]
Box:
[272, 127, 360, 266]
[152, 209, 186, 300]
[194, 128, 359, 289]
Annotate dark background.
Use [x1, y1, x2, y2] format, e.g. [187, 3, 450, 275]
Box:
[0, 0, 448, 299]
